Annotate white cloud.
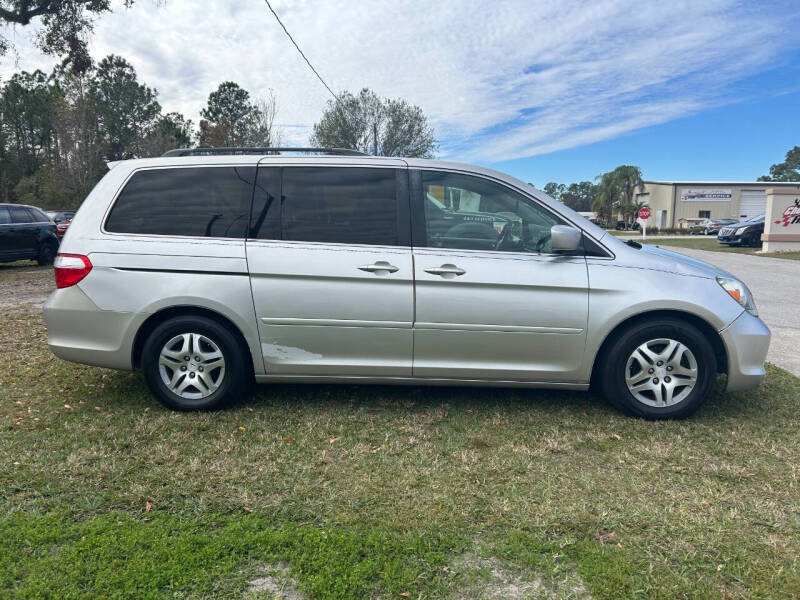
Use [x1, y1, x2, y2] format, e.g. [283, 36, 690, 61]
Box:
[1, 0, 798, 161]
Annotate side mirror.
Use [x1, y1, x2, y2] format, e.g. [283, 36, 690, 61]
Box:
[550, 225, 582, 252]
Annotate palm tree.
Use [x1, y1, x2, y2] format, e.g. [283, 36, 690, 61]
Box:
[615, 165, 644, 208]
[592, 171, 618, 225]
[594, 166, 645, 227]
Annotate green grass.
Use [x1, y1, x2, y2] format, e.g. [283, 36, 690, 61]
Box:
[2, 307, 800, 598]
[642, 236, 800, 259]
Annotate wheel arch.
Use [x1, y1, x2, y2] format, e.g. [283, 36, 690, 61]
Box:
[132, 305, 255, 377]
[589, 309, 728, 389]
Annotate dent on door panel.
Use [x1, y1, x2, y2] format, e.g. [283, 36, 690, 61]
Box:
[247, 241, 414, 376]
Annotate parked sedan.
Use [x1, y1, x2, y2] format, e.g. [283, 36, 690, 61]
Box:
[717, 215, 765, 246]
[0, 203, 60, 264]
[690, 218, 737, 235]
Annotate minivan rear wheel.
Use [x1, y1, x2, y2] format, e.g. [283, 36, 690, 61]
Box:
[599, 318, 716, 419]
[141, 315, 249, 411]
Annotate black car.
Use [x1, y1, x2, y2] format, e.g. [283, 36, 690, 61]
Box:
[717, 214, 765, 247]
[0, 203, 60, 264]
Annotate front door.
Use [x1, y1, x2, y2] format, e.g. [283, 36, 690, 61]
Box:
[411, 170, 589, 382]
[246, 164, 414, 376]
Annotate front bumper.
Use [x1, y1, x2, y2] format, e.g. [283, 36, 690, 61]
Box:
[43, 285, 143, 371]
[720, 311, 771, 392]
[717, 233, 743, 244]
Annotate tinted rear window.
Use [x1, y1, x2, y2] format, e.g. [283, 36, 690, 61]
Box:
[9, 206, 33, 224]
[28, 207, 49, 222]
[276, 167, 398, 245]
[105, 167, 255, 238]
[0, 207, 10, 224]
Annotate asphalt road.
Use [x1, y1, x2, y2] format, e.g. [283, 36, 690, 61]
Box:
[657, 246, 800, 376]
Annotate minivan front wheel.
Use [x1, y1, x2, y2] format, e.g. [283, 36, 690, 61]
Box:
[141, 315, 249, 410]
[600, 318, 716, 419]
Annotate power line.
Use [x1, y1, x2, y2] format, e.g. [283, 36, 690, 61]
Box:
[261, 0, 377, 151]
[262, 0, 339, 101]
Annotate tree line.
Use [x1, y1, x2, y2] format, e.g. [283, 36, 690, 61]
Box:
[0, 56, 437, 209]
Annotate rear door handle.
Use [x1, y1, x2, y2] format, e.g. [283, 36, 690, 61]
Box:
[424, 264, 466, 277]
[358, 261, 399, 274]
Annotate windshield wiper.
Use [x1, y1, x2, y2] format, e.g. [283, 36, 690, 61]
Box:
[625, 239, 642, 249]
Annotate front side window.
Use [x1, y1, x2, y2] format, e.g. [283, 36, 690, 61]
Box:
[105, 167, 255, 238]
[0, 207, 11, 224]
[274, 167, 399, 246]
[421, 171, 561, 253]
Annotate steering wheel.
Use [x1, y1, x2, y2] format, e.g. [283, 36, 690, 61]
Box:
[494, 223, 514, 250]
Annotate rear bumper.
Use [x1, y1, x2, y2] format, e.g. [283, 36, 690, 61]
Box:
[720, 311, 771, 392]
[43, 285, 142, 370]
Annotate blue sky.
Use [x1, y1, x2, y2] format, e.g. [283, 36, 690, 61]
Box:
[492, 57, 800, 186]
[1, 0, 799, 186]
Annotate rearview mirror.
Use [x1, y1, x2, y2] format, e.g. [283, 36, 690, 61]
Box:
[550, 225, 581, 252]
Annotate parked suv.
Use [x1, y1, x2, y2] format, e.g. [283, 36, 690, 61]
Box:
[0, 203, 59, 264]
[45, 210, 76, 223]
[43, 148, 770, 419]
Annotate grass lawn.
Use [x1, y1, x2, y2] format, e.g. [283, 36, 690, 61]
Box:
[641, 236, 800, 260]
[2, 297, 800, 598]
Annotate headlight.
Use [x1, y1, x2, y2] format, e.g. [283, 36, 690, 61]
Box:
[716, 276, 757, 316]
[735, 227, 748, 235]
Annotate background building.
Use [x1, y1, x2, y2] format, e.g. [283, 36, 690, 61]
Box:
[632, 181, 800, 229]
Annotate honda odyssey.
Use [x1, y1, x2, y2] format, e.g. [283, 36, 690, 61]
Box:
[43, 148, 770, 419]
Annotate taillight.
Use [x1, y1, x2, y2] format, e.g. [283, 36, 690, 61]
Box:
[54, 254, 92, 289]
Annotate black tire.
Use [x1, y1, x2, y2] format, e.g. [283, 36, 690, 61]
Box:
[141, 315, 251, 411]
[599, 318, 716, 420]
[37, 241, 57, 266]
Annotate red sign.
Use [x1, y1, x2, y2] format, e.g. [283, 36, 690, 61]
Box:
[638, 207, 651, 220]
[774, 198, 800, 227]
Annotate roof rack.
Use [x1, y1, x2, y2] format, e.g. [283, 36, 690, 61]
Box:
[161, 147, 368, 157]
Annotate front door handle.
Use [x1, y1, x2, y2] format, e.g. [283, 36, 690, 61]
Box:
[424, 264, 466, 277]
[358, 261, 399, 275]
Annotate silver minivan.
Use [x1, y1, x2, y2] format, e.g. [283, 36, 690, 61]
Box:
[43, 148, 770, 419]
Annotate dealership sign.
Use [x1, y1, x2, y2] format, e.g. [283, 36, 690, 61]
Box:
[680, 188, 732, 202]
[774, 197, 800, 227]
